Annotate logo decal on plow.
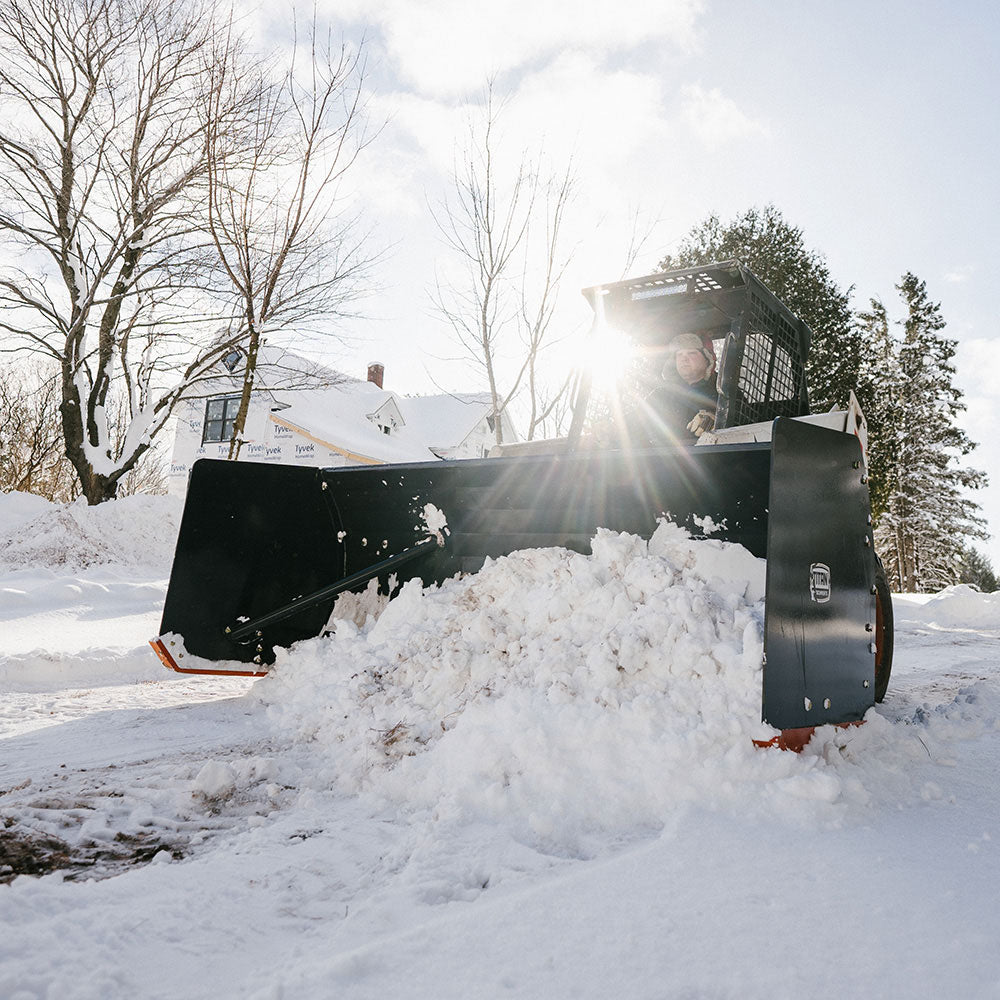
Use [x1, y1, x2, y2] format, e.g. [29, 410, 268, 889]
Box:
[809, 563, 831, 603]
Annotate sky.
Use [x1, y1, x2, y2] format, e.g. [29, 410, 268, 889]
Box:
[255, 0, 999, 570]
[7, 0, 995, 567]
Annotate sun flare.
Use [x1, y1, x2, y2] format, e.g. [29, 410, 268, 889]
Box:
[581, 321, 636, 391]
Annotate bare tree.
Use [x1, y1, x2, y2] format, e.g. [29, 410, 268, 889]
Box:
[0, 0, 256, 502]
[617, 205, 662, 279]
[517, 163, 577, 440]
[431, 84, 578, 444]
[0, 360, 166, 498]
[0, 0, 369, 502]
[204, 18, 377, 459]
[0, 362, 79, 500]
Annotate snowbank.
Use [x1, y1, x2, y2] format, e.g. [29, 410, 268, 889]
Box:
[0, 493, 182, 575]
[0, 491, 52, 531]
[898, 584, 1000, 630]
[0, 491, 184, 691]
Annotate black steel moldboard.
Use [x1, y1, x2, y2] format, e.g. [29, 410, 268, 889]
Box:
[159, 460, 344, 663]
[762, 419, 876, 730]
[161, 442, 774, 666]
[321, 442, 773, 588]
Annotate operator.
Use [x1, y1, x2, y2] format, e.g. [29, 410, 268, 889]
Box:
[626, 333, 718, 444]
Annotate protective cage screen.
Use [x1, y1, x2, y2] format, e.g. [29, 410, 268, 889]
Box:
[731, 291, 804, 424]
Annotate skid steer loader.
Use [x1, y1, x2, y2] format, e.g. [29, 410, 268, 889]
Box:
[152, 261, 893, 748]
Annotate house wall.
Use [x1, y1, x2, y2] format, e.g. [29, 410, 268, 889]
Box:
[167, 397, 369, 497]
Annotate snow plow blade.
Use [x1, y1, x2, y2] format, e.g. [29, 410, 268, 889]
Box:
[156, 417, 877, 731]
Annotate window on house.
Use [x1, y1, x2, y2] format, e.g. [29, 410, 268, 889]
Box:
[486, 414, 496, 433]
[202, 396, 241, 444]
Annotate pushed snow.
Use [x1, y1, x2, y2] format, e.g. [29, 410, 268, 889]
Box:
[259, 521, 857, 849]
[193, 761, 238, 801]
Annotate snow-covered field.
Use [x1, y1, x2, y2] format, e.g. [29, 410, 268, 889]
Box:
[2, 492, 999, 1000]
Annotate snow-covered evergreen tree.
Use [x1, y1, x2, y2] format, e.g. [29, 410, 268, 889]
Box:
[873, 274, 987, 592]
[659, 204, 860, 412]
[854, 299, 901, 523]
[958, 547, 998, 593]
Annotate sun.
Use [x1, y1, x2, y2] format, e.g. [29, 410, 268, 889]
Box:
[580, 318, 637, 392]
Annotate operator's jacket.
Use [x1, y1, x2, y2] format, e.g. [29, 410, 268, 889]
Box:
[624, 375, 718, 446]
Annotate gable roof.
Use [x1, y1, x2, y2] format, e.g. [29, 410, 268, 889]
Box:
[367, 395, 406, 428]
[402, 392, 495, 450]
[269, 382, 437, 465]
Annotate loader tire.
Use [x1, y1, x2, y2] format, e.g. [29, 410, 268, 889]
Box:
[874, 556, 894, 703]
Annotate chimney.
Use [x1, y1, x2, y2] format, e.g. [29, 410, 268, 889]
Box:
[367, 362, 384, 389]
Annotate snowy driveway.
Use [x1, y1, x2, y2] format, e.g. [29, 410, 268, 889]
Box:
[2, 495, 1000, 999]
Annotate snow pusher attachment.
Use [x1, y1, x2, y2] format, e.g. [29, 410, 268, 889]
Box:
[155, 261, 890, 736]
[155, 418, 878, 732]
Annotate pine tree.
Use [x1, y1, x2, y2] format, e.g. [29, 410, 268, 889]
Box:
[854, 299, 901, 523]
[660, 205, 860, 412]
[957, 547, 998, 593]
[873, 274, 988, 592]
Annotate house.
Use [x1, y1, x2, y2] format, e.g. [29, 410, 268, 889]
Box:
[405, 392, 516, 461]
[167, 350, 519, 496]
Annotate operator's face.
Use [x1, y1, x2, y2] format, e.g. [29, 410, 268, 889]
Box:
[675, 348, 709, 385]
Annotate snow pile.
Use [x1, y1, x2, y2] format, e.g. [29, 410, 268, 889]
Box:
[0, 491, 52, 531]
[0, 493, 182, 574]
[907, 584, 1000, 630]
[260, 521, 867, 851]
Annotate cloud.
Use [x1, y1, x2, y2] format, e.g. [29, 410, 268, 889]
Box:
[944, 264, 975, 283]
[679, 83, 768, 146]
[370, 53, 675, 272]
[321, 0, 704, 96]
[372, 52, 670, 189]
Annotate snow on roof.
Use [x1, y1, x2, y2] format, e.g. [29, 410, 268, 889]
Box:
[272, 381, 438, 465]
[402, 392, 495, 449]
[255, 346, 343, 386]
[185, 344, 348, 400]
[186, 346, 506, 459]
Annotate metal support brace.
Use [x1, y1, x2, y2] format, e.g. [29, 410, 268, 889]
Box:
[224, 535, 442, 643]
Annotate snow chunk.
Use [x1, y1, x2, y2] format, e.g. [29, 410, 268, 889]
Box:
[193, 761, 237, 802]
[421, 503, 448, 534]
[419, 503, 449, 546]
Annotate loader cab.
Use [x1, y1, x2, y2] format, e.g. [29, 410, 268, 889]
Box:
[571, 261, 812, 444]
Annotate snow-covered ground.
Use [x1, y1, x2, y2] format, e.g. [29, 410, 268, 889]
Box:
[1, 491, 999, 1000]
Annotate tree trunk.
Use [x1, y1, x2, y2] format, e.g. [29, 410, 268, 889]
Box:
[227, 326, 261, 460]
[59, 365, 121, 504]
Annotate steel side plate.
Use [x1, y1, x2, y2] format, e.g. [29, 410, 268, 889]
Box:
[762, 418, 876, 730]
